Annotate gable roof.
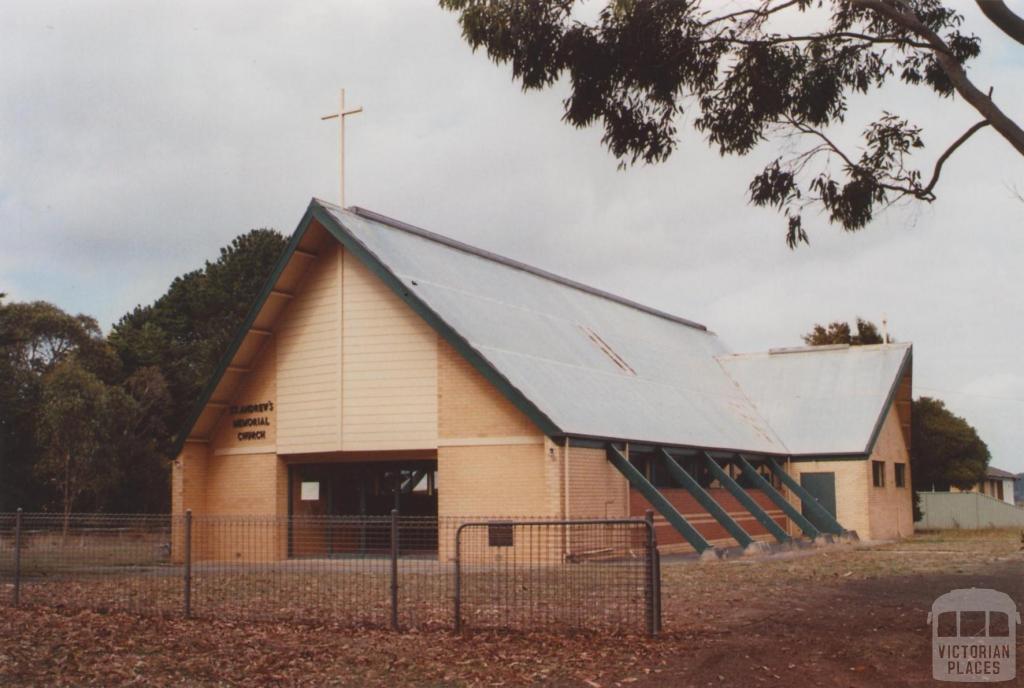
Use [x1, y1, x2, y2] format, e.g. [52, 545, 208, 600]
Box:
[173, 199, 912, 459]
[716, 343, 913, 457]
[985, 466, 1017, 480]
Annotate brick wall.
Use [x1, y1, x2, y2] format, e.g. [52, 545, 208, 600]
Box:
[786, 458, 870, 538]
[170, 441, 207, 561]
[785, 405, 912, 540]
[436, 339, 559, 560]
[436, 338, 552, 517]
[866, 405, 913, 539]
[566, 444, 628, 520]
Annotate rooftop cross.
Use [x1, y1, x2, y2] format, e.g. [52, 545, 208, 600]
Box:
[321, 88, 363, 208]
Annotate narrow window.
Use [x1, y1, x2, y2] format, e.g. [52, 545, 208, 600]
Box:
[936, 611, 957, 638]
[894, 463, 906, 488]
[990, 611, 1010, 637]
[872, 460, 886, 488]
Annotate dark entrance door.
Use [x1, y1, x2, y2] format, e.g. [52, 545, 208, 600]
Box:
[289, 461, 437, 557]
[799, 472, 837, 533]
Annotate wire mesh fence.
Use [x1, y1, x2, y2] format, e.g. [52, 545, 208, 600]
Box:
[454, 519, 660, 634]
[0, 511, 659, 634]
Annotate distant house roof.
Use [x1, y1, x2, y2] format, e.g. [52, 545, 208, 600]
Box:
[174, 199, 913, 459]
[985, 466, 1017, 480]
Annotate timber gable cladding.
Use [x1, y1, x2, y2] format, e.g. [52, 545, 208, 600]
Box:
[193, 224, 444, 458]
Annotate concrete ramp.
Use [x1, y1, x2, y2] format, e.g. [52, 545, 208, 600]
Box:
[917, 492, 1024, 529]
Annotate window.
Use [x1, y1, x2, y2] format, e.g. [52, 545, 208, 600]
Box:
[936, 611, 957, 638]
[894, 463, 906, 488]
[990, 611, 1010, 637]
[960, 611, 986, 638]
[872, 460, 886, 488]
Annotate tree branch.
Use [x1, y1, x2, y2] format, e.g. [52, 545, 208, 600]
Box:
[785, 116, 859, 169]
[852, 0, 1024, 158]
[976, 0, 1024, 46]
[701, 0, 802, 29]
[921, 120, 990, 195]
[704, 31, 932, 49]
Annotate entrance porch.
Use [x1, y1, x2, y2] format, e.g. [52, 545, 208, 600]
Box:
[287, 453, 438, 557]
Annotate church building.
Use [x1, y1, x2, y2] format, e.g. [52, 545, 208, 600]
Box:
[171, 199, 914, 558]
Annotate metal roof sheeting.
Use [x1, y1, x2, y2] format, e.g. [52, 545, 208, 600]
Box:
[324, 203, 785, 454]
[717, 343, 912, 456]
[315, 201, 910, 457]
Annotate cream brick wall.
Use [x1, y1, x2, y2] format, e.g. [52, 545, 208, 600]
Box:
[436, 338, 553, 519]
[786, 458, 871, 538]
[438, 444, 552, 517]
[170, 441, 208, 561]
[204, 452, 288, 516]
[436, 338, 560, 561]
[437, 339, 539, 440]
[785, 405, 912, 541]
[566, 444, 628, 520]
[172, 441, 208, 515]
[196, 452, 288, 561]
[866, 405, 913, 540]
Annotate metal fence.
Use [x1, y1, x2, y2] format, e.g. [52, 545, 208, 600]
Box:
[0, 510, 660, 634]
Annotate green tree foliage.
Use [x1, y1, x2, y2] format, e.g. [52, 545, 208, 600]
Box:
[441, 0, 1024, 246]
[911, 396, 989, 491]
[110, 228, 287, 448]
[106, 367, 174, 513]
[802, 317, 888, 345]
[0, 300, 118, 511]
[34, 358, 122, 526]
[1, 227, 286, 513]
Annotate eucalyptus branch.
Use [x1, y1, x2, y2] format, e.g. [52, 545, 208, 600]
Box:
[975, 0, 1024, 47]
[921, 120, 990, 195]
[701, 0, 802, 29]
[851, 0, 1024, 157]
[705, 31, 932, 49]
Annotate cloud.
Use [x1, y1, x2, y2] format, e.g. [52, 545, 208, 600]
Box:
[2, 0, 1023, 470]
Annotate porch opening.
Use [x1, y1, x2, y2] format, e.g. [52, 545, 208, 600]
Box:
[287, 458, 438, 558]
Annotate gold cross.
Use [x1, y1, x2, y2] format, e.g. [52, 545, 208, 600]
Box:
[321, 89, 363, 208]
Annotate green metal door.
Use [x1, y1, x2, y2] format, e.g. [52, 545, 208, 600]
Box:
[799, 472, 837, 533]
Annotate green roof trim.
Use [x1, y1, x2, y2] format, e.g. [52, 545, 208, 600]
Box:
[861, 345, 913, 457]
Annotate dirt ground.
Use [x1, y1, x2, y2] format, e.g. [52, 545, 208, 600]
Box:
[1, 529, 1021, 687]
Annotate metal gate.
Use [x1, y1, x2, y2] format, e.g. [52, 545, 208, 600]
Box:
[453, 517, 661, 635]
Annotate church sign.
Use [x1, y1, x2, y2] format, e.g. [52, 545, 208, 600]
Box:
[230, 401, 273, 441]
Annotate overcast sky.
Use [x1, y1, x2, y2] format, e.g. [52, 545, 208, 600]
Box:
[2, 1, 1022, 473]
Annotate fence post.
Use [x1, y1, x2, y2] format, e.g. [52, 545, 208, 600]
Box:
[652, 517, 662, 634]
[183, 509, 192, 619]
[390, 508, 399, 631]
[12, 508, 22, 607]
[643, 509, 660, 636]
[453, 524, 462, 633]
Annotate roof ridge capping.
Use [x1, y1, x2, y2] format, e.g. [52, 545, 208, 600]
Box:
[315, 200, 709, 333]
[770, 343, 849, 355]
[719, 341, 911, 359]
